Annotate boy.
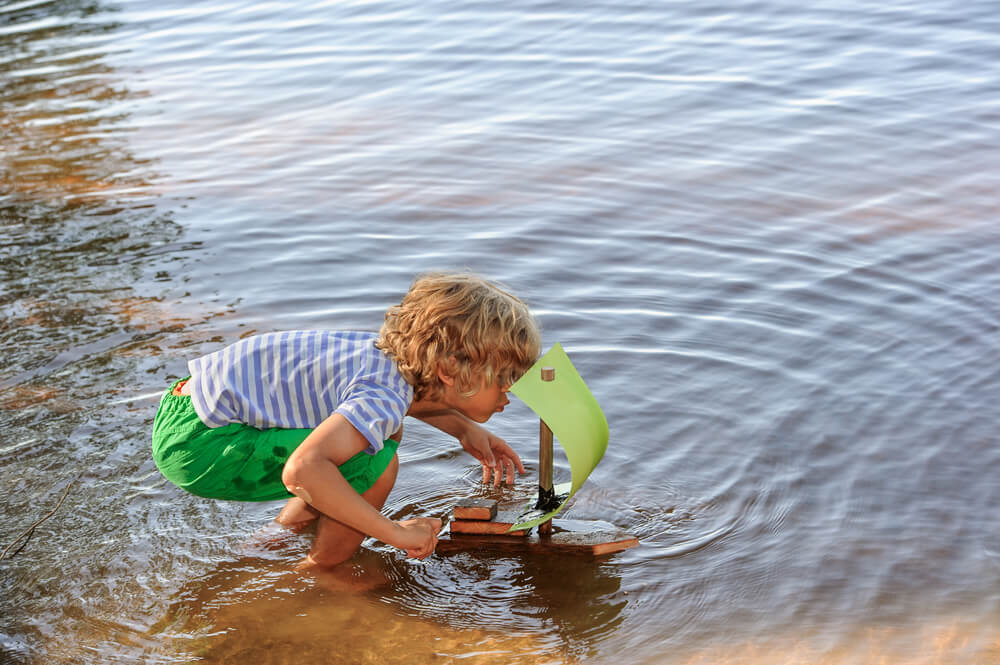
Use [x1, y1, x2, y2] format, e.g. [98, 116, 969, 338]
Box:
[152, 272, 541, 567]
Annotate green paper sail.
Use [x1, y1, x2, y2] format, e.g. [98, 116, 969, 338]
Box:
[508, 343, 609, 531]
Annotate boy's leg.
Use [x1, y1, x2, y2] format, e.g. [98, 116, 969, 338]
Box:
[275, 497, 320, 530]
[304, 453, 399, 568]
[276, 425, 403, 533]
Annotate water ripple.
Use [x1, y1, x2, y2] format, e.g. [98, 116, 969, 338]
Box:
[4, 0, 1000, 663]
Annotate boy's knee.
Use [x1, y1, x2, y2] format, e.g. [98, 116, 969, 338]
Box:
[281, 461, 310, 504]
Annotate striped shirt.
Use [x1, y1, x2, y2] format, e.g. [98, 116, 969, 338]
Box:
[186, 331, 413, 453]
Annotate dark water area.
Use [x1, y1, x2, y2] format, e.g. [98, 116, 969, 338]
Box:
[2, 1, 999, 663]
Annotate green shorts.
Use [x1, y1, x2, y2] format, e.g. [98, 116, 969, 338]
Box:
[151, 378, 399, 502]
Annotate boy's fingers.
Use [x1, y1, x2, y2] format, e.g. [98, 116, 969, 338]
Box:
[497, 442, 526, 474]
[479, 446, 498, 484]
[405, 518, 441, 559]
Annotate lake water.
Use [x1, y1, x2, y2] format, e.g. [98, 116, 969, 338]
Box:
[2, 0, 999, 663]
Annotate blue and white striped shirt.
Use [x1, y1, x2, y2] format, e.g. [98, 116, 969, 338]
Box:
[187, 331, 413, 453]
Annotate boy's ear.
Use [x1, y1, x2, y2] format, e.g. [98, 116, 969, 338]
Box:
[436, 361, 456, 386]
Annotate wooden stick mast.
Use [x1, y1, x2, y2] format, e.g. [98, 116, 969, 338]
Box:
[537, 366, 556, 535]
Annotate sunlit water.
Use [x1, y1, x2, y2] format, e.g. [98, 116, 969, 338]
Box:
[2, 1, 999, 663]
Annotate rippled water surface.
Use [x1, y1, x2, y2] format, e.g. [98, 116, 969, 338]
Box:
[2, 1, 999, 663]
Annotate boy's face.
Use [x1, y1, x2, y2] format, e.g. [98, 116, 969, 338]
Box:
[441, 374, 511, 423]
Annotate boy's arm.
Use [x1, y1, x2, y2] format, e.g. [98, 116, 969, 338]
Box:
[281, 413, 440, 558]
[415, 410, 526, 486]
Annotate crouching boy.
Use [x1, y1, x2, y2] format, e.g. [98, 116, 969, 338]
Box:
[152, 272, 541, 567]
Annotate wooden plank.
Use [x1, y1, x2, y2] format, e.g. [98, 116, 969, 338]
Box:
[437, 518, 639, 556]
[448, 510, 529, 536]
[550, 530, 639, 556]
[452, 498, 498, 521]
[447, 522, 530, 537]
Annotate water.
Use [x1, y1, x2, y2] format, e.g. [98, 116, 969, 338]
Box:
[2, 1, 999, 663]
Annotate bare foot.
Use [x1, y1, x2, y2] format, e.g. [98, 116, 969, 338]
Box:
[295, 554, 391, 593]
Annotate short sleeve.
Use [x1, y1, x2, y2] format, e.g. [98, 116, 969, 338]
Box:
[334, 381, 408, 454]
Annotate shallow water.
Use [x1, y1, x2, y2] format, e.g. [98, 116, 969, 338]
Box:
[2, 1, 999, 663]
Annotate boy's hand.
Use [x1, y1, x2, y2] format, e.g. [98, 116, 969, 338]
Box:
[458, 424, 527, 487]
[395, 517, 442, 559]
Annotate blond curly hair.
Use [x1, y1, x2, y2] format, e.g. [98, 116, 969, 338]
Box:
[376, 272, 541, 401]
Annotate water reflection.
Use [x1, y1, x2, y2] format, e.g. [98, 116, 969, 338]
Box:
[148, 543, 627, 664]
[0, 3, 196, 663]
[1, 1, 151, 205]
[1, 0, 175, 384]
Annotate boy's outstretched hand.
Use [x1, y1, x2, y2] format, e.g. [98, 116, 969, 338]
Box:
[458, 423, 527, 487]
[411, 409, 526, 487]
[395, 517, 442, 559]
